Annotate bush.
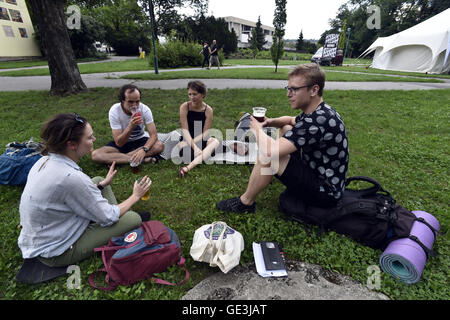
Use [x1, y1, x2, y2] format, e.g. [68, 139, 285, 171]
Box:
[149, 40, 224, 68]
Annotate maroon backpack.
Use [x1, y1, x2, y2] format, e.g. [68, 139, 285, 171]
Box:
[89, 220, 189, 291]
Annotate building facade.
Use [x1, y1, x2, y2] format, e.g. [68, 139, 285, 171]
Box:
[0, 0, 41, 58]
[223, 16, 274, 49]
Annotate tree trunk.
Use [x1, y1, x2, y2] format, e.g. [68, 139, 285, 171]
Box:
[29, 0, 87, 96]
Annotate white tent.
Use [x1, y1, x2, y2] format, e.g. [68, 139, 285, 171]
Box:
[361, 8, 450, 74]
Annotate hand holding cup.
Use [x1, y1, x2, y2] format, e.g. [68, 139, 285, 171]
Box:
[134, 176, 152, 200]
[130, 108, 143, 125]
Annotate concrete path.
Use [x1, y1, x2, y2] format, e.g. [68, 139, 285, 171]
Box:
[0, 60, 449, 92]
[1, 73, 449, 92]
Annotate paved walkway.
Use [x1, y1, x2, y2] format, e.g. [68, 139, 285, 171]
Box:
[0, 57, 449, 92]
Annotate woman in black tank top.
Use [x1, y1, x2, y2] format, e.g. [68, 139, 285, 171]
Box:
[178, 81, 220, 177]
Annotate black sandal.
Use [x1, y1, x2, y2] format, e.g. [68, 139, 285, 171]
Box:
[144, 156, 159, 164]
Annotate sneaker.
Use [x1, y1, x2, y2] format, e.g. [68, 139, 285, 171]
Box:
[216, 197, 256, 213]
[16, 258, 68, 284]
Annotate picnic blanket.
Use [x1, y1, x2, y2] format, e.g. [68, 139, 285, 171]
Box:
[157, 131, 259, 164]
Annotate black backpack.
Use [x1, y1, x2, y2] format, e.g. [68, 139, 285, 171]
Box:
[279, 176, 438, 251]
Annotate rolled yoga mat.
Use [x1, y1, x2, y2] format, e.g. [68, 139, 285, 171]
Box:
[379, 210, 440, 284]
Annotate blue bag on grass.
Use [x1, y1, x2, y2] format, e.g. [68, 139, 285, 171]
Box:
[0, 139, 43, 186]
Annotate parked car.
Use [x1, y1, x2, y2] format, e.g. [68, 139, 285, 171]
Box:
[311, 47, 343, 66]
[94, 41, 108, 53]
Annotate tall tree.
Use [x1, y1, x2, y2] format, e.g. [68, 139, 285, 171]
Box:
[28, 0, 87, 96]
[249, 27, 259, 59]
[270, 0, 287, 72]
[255, 16, 267, 50]
[140, 0, 208, 37]
[338, 20, 347, 49]
[296, 30, 304, 52]
[89, 0, 151, 55]
[182, 15, 237, 55]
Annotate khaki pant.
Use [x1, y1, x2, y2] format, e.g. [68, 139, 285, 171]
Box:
[39, 177, 142, 267]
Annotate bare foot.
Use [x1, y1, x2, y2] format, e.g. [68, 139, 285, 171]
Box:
[178, 166, 189, 178]
[232, 142, 248, 156]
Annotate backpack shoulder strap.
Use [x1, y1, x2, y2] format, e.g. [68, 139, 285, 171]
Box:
[88, 269, 118, 291]
[149, 257, 190, 286]
[345, 176, 390, 198]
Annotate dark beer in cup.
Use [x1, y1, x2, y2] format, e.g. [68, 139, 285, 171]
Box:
[130, 161, 140, 174]
[253, 107, 266, 122]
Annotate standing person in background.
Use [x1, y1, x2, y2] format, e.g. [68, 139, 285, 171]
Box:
[17, 113, 152, 280]
[200, 41, 211, 69]
[209, 40, 220, 70]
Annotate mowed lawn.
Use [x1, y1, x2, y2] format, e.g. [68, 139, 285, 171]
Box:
[121, 68, 444, 82]
[0, 88, 448, 300]
[0, 57, 445, 83]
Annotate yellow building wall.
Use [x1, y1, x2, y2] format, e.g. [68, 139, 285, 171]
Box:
[0, 0, 41, 57]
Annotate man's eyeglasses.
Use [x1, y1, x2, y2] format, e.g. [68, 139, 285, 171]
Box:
[73, 112, 84, 123]
[285, 85, 312, 94]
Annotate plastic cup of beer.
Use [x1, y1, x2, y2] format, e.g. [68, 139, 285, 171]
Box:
[131, 108, 143, 125]
[252, 107, 267, 122]
[130, 160, 140, 174]
[140, 178, 151, 201]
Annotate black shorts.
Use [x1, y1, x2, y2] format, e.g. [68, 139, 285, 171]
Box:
[106, 137, 148, 154]
[275, 153, 337, 208]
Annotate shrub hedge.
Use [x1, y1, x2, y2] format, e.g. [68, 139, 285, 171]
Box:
[149, 40, 225, 68]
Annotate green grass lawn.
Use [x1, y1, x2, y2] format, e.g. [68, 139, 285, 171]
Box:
[121, 68, 443, 83]
[323, 65, 450, 79]
[0, 58, 151, 76]
[0, 56, 110, 70]
[225, 58, 306, 66]
[0, 88, 448, 300]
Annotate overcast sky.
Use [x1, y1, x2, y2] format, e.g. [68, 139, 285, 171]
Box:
[205, 0, 349, 40]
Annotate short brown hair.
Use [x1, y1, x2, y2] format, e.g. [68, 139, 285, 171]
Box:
[288, 63, 326, 96]
[187, 80, 207, 96]
[40, 113, 87, 155]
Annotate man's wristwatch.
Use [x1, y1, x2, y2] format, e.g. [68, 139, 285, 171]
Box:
[97, 183, 104, 190]
[142, 146, 149, 153]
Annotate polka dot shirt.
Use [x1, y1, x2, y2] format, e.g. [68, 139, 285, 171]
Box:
[283, 102, 349, 200]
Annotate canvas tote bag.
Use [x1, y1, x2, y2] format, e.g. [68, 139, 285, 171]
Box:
[190, 221, 244, 273]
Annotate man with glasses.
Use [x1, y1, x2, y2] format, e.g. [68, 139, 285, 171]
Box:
[92, 84, 164, 165]
[217, 63, 349, 213]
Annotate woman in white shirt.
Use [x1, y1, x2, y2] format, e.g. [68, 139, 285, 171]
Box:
[18, 113, 152, 269]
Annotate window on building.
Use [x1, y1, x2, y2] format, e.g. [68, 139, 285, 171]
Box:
[18, 27, 27, 38]
[6, 0, 18, 5]
[0, 7, 10, 20]
[3, 24, 14, 37]
[9, 8, 22, 22]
